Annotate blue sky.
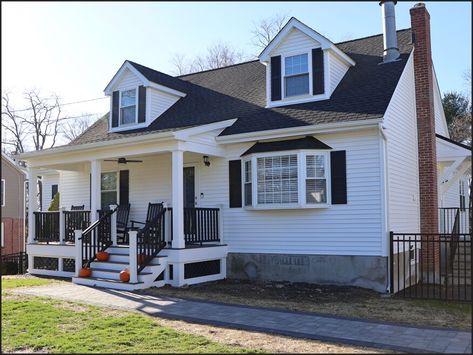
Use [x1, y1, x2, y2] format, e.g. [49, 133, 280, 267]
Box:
[2, 1, 471, 124]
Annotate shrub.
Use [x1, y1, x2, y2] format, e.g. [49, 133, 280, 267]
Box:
[48, 192, 60, 211]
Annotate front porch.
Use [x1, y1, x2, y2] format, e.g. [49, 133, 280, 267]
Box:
[22, 127, 232, 290]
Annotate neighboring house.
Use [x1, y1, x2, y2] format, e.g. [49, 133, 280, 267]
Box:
[1, 153, 27, 255]
[18, 2, 471, 292]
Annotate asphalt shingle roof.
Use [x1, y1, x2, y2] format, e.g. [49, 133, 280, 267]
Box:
[71, 29, 412, 146]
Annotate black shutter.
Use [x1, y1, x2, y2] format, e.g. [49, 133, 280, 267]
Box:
[112, 91, 119, 127]
[119, 170, 129, 206]
[229, 160, 242, 208]
[312, 48, 324, 95]
[270, 56, 282, 101]
[330, 151, 347, 204]
[138, 85, 146, 123]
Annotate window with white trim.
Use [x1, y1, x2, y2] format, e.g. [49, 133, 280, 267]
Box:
[244, 160, 252, 206]
[120, 89, 137, 125]
[244, 151, 330, 208]
[284, 54, 309, 97]
[1, 179, 5, 207]
[101, 172, 118, 209]
[305, 154, 327, 204]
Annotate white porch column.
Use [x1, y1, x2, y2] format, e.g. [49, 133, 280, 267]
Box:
[171, 150, 185, 249]
[74, 230, 82, 277]
[27, 168, 38, 244]
[90, 160, 101, 222]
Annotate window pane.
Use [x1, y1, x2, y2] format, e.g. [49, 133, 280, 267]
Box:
[101, 191, 117, 209]
[121, 89, 136, 107]
[306, 179, 327, 204]
[244, 183, 252, 206]
[306, 155, 325, 178]
[257, 154, 298, 205]
[120, 106, 136, 125]
[285, 74, 309, 97]
[101, 172, 117, 191]
[285, 54, 308, 76]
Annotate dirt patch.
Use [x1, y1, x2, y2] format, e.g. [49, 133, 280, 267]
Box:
[6, 348, 48, 354]
[153, 317, 388, 353]
[140, 279, 471, 330]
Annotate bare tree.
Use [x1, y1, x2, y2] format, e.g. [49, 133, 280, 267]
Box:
[251, 13, 290, 52]
[171, 42, 245, 75]
[2, 90, 62, 153]
[60, 115, 94, 142]
[2, 93, 27, 154]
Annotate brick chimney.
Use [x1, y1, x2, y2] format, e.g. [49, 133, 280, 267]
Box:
[410, 3, 439, 272]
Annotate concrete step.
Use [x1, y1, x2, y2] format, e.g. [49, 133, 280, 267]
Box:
[89, 260, 161, 273]
[91, 268, 153, 281]
[106, 246, 130, 255]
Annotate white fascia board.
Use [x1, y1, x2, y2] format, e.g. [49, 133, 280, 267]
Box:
[103, 61, 148, 95]
[173, 119, 238, 140]
[216, 118, 382, 144]
[259, 17, 355, 67]
[17, 130, 179, 160]
[147, 83, 186, 98]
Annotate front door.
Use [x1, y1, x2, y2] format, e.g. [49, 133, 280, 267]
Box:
[183, 167, 196, 237]
[183, 167, 195, 208]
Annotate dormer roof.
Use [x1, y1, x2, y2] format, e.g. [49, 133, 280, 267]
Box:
[258, 17, 356, 67]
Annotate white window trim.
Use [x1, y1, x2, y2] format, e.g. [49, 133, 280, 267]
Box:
[282, 50, 312, 100]
[242, 149, 331, 210]
[119, 87, 138, 126]
[1, 179, 5, 207]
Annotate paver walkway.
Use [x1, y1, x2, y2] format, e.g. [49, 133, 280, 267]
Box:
[12, 283, 471, 354]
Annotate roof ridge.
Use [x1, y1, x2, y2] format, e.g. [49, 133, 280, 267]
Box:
[176, 59, 260, 78]
[335, 27, 411, 45]
[127, 60, 186, 82]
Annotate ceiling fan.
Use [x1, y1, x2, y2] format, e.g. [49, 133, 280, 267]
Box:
[104, 157, 143, 164]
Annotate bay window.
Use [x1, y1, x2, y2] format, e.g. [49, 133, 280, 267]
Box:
[243, 150, 330, 208]
[120, 89, 137, 125]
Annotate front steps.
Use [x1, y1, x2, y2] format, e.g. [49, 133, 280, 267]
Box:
[72, 246, 167, 291]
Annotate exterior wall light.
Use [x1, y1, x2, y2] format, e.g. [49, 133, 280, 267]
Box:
[203, 155, 210, 167]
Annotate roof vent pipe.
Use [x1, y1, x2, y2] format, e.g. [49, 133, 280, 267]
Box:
[380, 1, 400, 63]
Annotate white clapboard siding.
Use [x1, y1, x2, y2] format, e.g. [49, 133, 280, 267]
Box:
[57, 129, 384, 256]
[115, 68, 142, 89]
[271, 28, 320, 56]
[200, 129, 384, 256]
[383, 52, 420, 233]
[329, 51, 349, 94]
[60, 170, 91, 210]
[147, 88, 179, 123]
[432, 69, 449, 137]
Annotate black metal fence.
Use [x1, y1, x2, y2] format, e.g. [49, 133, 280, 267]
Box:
[1, 252, 28, 275]
[390, 232, 471, 301]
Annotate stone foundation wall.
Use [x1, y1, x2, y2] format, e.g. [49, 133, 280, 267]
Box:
[227, 252, 388, 292]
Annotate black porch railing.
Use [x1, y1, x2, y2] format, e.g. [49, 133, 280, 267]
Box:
[34, 211, 59, 242]
[168, 207, 220, 245]
[1, 252, 28, 275]
[136, 209, 167, 273]
[390, 232, 471, 301]
[79, 208, 116, 268]
[64, 210, 90, 242]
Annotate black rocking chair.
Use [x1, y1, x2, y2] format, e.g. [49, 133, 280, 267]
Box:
[71, 204, 85, 210]
[116, 204, 131, 244]
[130, 203, 164, 231]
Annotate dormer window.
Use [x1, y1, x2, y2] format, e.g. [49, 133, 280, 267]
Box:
[284, 54, 309, 97]
[120, 89, 137, 125]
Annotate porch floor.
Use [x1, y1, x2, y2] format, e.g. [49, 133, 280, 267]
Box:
[13, 283, 472, 354]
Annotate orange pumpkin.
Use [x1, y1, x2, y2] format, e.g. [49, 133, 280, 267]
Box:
[96, 251, 109, 262]
[120, 268, 130, 283]
[137, 254, 146, 265]
[79, 267, 92, 278]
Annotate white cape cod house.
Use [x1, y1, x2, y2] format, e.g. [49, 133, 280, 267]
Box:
[19, 2, 471, 292]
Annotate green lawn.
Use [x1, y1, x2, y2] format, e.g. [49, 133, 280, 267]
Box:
[2, 277, 260, 353]
[1, 276, 58, 289]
